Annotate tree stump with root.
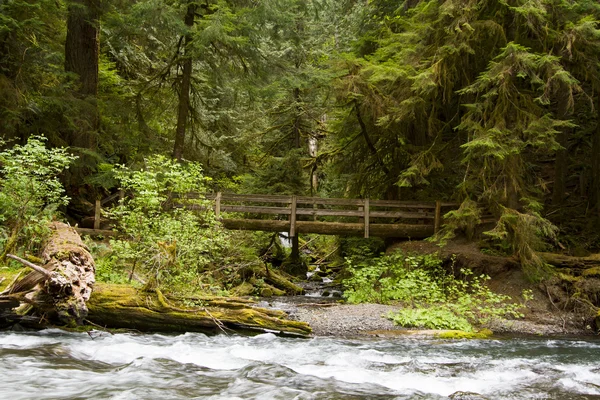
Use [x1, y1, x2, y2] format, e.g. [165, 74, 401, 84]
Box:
[1, 222, 95, 326]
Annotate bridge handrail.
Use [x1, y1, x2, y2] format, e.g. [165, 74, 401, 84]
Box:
[86, 192, 459, 238]
[201, 193, 459, 209]
[201, 192, 457, 238]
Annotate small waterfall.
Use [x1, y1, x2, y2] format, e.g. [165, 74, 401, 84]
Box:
[279, 232, 292, 248]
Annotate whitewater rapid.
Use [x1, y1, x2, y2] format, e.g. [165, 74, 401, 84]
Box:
[1, 330, 599, 399]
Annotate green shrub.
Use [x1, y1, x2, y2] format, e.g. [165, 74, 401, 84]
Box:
[343, 251, 525, 331]
[389, 308, 473, 332]
[0, 136, 77, 261]
[106, 155, 229, 292]
[344, 252, 445, 304]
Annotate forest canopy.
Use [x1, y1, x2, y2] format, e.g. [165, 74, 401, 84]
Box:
[2, 0, 600, 275]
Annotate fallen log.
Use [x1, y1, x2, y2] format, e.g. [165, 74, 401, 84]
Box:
[539, 252, 600, 269]
[1, 223, 311, 336]
[1, 222, 96, 326]
[86, 283, 312, 336]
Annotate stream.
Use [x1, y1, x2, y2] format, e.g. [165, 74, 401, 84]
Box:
[1, 329, 599, 399]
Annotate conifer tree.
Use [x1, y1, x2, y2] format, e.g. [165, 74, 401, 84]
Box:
[327, 0, 600, 269]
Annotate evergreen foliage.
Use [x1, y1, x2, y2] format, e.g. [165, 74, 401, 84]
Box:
[2, 0, 600, 279]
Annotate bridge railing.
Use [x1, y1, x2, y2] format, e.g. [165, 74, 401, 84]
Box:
[200, 193, 458, 238]
[81, 192, 459, 239]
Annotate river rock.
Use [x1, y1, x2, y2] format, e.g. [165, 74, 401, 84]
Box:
[448, 391, 488, 400]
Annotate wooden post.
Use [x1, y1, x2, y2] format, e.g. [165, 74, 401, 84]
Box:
[215, 192, 221, 219]
[94, 199, 101, 230]
[364, 198, 370, 238]
[118, 190, 124, 201]
[434, 200, 442, 234]
[290, 195, 297, 237]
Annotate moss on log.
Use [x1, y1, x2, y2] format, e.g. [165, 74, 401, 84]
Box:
[251, 265, 304, 295]
[539, 252, 600, 269]
[86, 283, 311, 336]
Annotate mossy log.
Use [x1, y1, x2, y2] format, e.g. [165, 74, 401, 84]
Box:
[539, 252, 600, 269]
[231, 263, 304, 296]
[248, 264, 304, 295]
[86, 283, 312, 336]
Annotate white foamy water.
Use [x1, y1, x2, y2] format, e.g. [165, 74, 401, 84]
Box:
[1, 329, 599, 399]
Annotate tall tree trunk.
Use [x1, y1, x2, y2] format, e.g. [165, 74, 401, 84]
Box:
[173, 3, 196, 161]
[293, 87, 302, 149]
[65, 0, 99, 98]
[553, 131, 568, 205]
[64, 0, 100, 142]
[63, 0, 100, 211]
[354, 99, 390, 175]
[552, 87, 572, 206]
[591, 98, 600, 216]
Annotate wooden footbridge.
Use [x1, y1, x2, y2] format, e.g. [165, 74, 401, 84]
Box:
[83, 192, 457, 239]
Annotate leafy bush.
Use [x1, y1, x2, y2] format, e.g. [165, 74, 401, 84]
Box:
[106, 155, 229, 292]
[389, 308, 472, 332]
[83, 237, 130, 284]
[0, 136, 77, 260]
[343, 251, 525, 331]
[344, 252, 445, 304]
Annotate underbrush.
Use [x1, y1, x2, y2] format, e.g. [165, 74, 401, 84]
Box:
[343, 251, 528, 331]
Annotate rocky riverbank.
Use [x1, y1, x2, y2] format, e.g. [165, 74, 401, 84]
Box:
[270, 300, 593, 338]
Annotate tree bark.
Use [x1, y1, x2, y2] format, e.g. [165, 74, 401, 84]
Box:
[552, 87, 572, 205]
[65, 0, 100, 144]
[553, 131, 568, 205]
[63, 0, 100, 204]
[65, 0, 99, 98]
[173, 3, 196, 161]
[591, 98, 600, 216]
[354, 99, 390, 175]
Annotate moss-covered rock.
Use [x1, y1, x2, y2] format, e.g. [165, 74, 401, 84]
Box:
[231, 282, 254, 297]
[557, 272, 580, 283]
[434, 329, 493, 339]
[582, 267, 600, 278]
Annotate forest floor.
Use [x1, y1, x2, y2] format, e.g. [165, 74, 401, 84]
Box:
[280, 239, 596, 338]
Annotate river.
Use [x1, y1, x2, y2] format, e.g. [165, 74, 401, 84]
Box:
[0, 329, 599, 399]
